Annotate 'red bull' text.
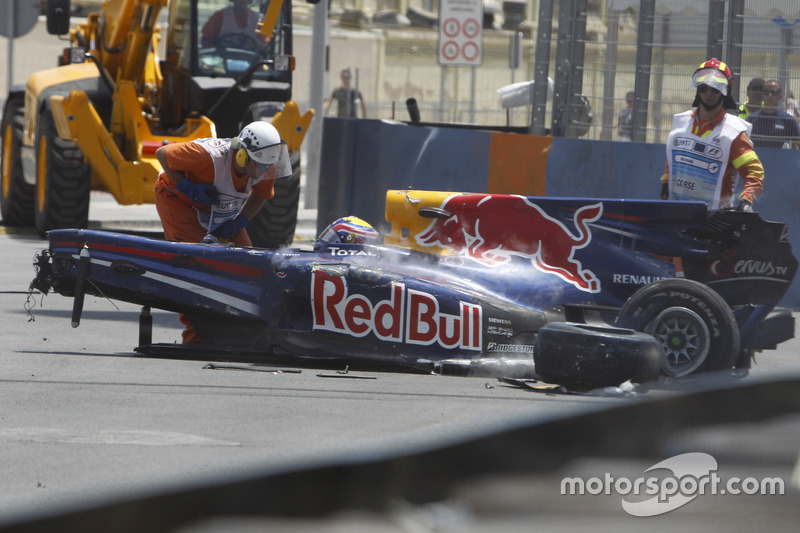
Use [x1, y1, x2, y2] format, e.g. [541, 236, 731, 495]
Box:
[311, 269, 483, 350]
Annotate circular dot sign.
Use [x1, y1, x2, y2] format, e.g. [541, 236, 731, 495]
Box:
[438, 0, 483, 66]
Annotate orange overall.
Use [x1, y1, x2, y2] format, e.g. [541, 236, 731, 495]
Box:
[154, 140, 274, 344]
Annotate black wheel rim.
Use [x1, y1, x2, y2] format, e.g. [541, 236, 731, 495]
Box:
[646, 306, 710, 377]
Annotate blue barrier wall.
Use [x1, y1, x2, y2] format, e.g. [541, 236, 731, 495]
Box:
[318, 119, 491, 234]
[545, 139, 666, 199]
[318, 118, 800, 307]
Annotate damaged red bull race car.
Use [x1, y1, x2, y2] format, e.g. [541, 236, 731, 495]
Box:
[29, 190, 797, 389]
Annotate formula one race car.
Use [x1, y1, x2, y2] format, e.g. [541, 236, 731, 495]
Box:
[29, 190, 797, 389]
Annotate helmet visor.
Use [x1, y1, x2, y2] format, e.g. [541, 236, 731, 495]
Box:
[318, 226, 343, 244]
[248, 141, 286, 168]
[690, 68, 729, 95]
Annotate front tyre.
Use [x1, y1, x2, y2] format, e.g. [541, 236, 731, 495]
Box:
[1, 95, 34, 226]
[33, 108, 91, 237]
[616, 279, 739, 377]
[248, 150, 300, 248]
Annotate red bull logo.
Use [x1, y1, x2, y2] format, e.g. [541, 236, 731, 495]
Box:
[415, 194, 603, 293]
[311, 269, 482, 350]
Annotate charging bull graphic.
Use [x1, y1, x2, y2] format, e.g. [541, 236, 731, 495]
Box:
[416, 194, 603, 292]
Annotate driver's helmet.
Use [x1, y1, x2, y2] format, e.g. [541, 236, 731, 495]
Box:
[318, 216, 379, 245]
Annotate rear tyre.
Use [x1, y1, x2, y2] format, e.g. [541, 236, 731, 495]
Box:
[247, 150, 300, 248]
[616, 279, 739, 377]
[1, 96, 34, 226]
[534, 322, 663, 390]
[33, 108, 91, 237]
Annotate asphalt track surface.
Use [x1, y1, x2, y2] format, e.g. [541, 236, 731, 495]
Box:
[1, 193, 800, 531]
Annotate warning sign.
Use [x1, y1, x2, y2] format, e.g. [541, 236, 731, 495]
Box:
[438, 0, 483, 66]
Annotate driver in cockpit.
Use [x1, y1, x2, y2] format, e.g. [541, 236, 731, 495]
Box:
[201, 0, 266, 50]
[314, 216, 381, 252]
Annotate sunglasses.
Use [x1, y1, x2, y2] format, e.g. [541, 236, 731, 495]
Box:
[697, 85, 721, 94]
[252, 161, 274, 178]
[762, 89, 781, 96]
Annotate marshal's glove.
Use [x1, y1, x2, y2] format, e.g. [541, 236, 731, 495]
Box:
[736, 199, 753, 212]
[211, 214, 250, 240]
[176, 178, 219, 206]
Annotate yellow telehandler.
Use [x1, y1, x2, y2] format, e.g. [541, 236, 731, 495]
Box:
[1, 0, 314, 247]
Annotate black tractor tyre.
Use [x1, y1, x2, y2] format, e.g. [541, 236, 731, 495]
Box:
[616, 278, 740, 377]
[33, 108, 92, 238]
[247, 150, 301, 248]
[1, 96, 34, 226]
[534, 322, 663, 390]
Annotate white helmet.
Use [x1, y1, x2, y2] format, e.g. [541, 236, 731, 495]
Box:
[235, 121, 284, 167]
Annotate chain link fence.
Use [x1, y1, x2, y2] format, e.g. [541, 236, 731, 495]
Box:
[578, 0, 800, 143]
[309, 0, 800, 143]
